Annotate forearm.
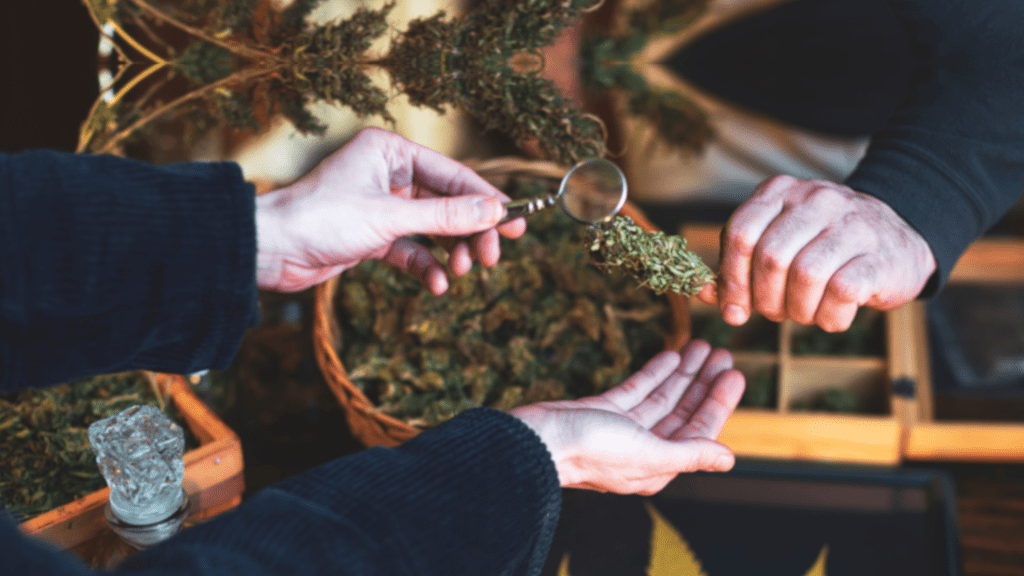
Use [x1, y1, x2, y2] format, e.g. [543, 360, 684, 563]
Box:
[0, 151, 260, 391]
[845, 0, 1024, 294]
[118, 408, 560, 576]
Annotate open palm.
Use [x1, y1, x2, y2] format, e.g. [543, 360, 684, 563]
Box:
[511, 339, 745, 495]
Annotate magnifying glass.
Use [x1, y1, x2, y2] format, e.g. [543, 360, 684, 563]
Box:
[500, 158, 628, 225]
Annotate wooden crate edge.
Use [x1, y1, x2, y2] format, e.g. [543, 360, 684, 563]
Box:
[19, 374, 243, 549]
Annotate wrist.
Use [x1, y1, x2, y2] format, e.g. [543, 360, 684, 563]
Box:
[509, 405, 573, 487]
[255, 192, 286, 290]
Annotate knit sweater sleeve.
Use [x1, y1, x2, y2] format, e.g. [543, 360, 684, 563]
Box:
[0, 408, 562, 576]
[0, 151, 259, 391]
[844, 0, 1024, 294]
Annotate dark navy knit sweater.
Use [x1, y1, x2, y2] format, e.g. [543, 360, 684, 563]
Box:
[0, 151, 561, 575]
[844, 0, 1024, 292]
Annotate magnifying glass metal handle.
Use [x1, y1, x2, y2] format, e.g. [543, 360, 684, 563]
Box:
[500, 194, 558, 224]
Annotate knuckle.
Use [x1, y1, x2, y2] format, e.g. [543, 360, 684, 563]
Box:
[615, 378, 640, 395]
[434, 198, 463, 232]
[756, 249, 787, 275]
[790, 261, 825, 289]
[723, 226, 758, 258]
[805, 183, 842, 203]
[354, 126, 388, 146]
[446, 165, 476, 197]
[828, 273, 868, 304]
[757, 174, 798, 196]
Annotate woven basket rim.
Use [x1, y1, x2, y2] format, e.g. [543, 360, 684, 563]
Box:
[311, 158, 691, 448]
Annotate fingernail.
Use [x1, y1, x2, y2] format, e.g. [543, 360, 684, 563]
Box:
[723, 304, 748, 325]
[474, 197, 501, 224]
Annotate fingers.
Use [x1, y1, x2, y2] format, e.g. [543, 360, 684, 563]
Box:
[696, 282, 718, 305]
[386, 194, 506, 239]
[749, 192, 835, 322]
[382, 238, 449, 295]
[471, 228, 501, 267]
[814, 255, 877, 331]
[600, 350, 684, 412]
[448, 241, 473, 277]
[716, 177, 919, 332]
[496, 217, 527, 240]
[717, 176, 790, 325]
[625, 341, 713, 428]
[666, 369, 745, 441]
[563, 437, 735, 495]
[785, 229, 869, 326]
[434, 228, 503, 277]
[361, 127, 520, 239]
[650, 347, 736, 438]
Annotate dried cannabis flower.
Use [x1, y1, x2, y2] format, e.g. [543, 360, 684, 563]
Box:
[334, 182, 669, 426]
[0, 373, 197, 521]
[586, 215, 714, 296]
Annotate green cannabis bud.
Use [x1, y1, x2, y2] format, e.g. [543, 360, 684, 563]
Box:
[586, 215, 714, 296]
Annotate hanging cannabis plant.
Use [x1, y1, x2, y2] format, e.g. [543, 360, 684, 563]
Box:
[581, 0, 714, 154]
[79, 0, 604, 165]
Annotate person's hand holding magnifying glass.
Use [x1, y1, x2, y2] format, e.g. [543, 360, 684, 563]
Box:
[502, 158, 629, 225]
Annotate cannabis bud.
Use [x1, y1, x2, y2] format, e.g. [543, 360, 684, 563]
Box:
[586, 215, 714, 296]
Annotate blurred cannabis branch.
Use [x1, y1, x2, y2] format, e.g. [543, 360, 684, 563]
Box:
[581, 0, 713, 155]
[78, 0, 605, 164]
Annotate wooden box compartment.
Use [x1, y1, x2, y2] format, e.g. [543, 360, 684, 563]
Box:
[676, 224, 901, 464]
[18, 374, 244, 555]
[899, 239, 1024, 462]
[683, 224, 1024, 464]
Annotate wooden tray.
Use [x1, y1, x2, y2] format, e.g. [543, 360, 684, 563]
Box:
[677, 225, 1024, 465]
[900, 239, 1024, 462]
[18, 373, 245, 552]
[678, 223, 900, 464]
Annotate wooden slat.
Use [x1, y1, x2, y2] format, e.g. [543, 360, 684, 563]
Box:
[718, 411, 901, 464]
[18, 488, 111, 550]
[905, 423, 1024, 462]
[167, 375, 236, 444]
[950, 239, 1024, 284]
[777, 320, 794, 413]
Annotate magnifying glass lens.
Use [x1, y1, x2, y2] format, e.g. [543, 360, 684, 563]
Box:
[559, 159, 627, 224]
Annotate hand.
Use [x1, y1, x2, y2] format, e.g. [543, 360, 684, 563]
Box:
[697, 175, 937, 332]
[510, 340, 745, 495]
[255, 127, 526, 293]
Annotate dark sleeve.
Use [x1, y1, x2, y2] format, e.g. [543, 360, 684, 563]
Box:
[0, 151, 260, 391]
[1, 408, 562, 576]
[844, 0, 1024, 294]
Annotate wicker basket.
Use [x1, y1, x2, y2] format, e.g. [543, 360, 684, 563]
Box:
[311, 157, 692, 448]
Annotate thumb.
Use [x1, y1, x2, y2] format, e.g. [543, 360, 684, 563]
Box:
[387, 194, 506, 238]
[648, 437, 735, 474]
